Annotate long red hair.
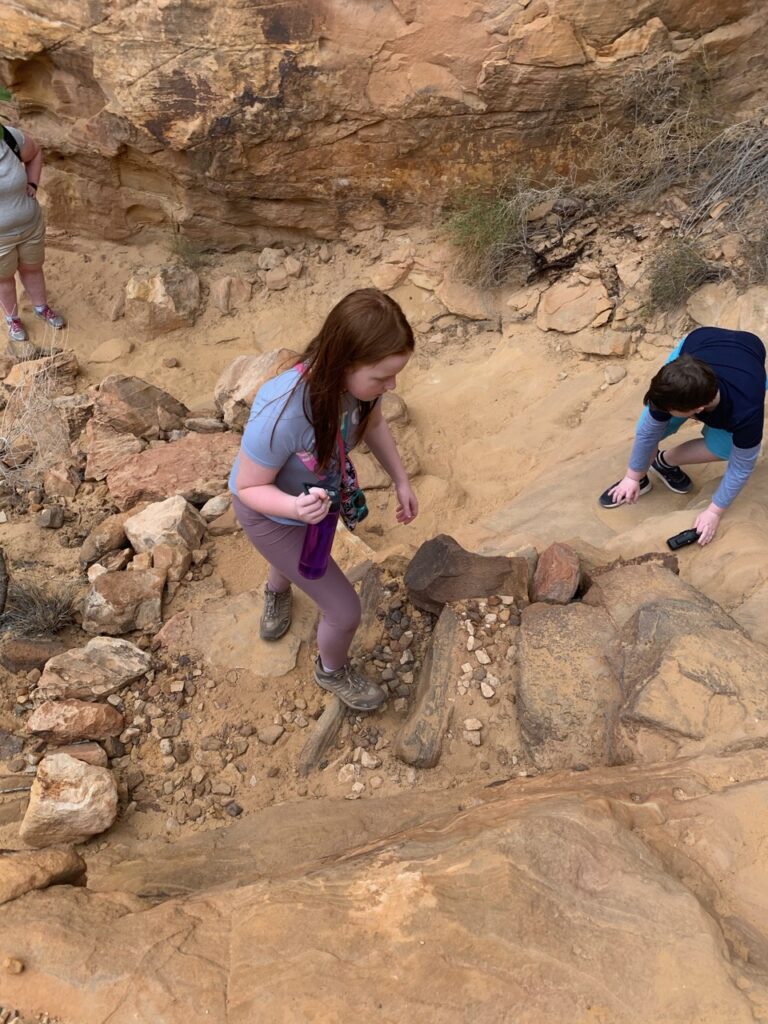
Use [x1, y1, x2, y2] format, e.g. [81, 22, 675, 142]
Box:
[299, 288, 414, 468]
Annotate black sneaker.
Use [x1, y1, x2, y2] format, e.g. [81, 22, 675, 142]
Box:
[598, 475, 652, 509]
[314, 657, 386, 711]
[650, 452, 693, 494]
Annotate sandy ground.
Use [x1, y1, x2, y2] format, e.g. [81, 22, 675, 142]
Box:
[2, 221, 768, 859]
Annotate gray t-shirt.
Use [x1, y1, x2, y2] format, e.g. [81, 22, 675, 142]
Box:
[228, 367, 367, 524]
[0, 127, 39, 236]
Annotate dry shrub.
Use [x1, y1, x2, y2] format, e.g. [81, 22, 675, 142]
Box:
[2, 578, 76, 637]
[0, 346, 73, 491]
[683, 118, 768, 234]
[580, 56, 720, 213]
[645, 239, 722, 313]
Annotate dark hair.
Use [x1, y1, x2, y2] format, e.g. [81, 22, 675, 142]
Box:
[643, 354, 718, 412]
[298, 288, 415, 468]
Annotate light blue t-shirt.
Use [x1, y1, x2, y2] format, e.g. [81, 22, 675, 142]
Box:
[228, 368, 366, 524]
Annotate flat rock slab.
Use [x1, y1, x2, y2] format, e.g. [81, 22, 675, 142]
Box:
[27, 700, 124, 744]
[615, 613, 768, 763]
[394, 605, 460, 768]
[518, 602, 620, 771]
[155, 589, 316, 677]
[107, 431, 240, 510]
[405, 534, 529, 614]
[5, 756, 764, 1023]
[37, 637, 151, 702]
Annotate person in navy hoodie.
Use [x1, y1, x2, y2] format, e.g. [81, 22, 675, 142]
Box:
[599, 326, 766, 545]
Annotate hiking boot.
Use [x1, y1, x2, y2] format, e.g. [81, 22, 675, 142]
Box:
[314, 657, 387, 711]
[259, 584, 292, 641]
[7, 317, 27, 343]
[650, 451, 693, 494]
[598, 474, 652, 509]
[34, 305, 66, 330]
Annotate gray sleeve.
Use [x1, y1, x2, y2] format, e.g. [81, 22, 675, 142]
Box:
[711, 444, 761, 509]
[628, 410, 670, 473]
[6, 126, 25, 149]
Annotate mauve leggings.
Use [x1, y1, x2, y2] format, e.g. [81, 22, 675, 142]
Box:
[232, 494, 361, 670]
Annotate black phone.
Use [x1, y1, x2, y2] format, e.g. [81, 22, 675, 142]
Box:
[666, 528, 700, 551]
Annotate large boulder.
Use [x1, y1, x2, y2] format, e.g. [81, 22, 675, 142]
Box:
[36, 637, 151, 703]
[106, 432, 240, 510]
[214, 348, 299, 431]
[81, 569, 166, 635]
[123, 495, 206, 553]
[405, 535, 529, 614]
[19, 754, 118, 848]
[124, 264, 200, 335]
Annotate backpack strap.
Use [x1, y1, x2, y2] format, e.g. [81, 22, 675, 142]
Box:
[1, 125, 22, 162]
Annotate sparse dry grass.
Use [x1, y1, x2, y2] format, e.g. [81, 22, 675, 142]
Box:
[2, 578, 76, 637]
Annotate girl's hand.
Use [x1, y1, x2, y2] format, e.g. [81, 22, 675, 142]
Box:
[295, 487, 331, 524]
[395, 480, 419, 524]
[694, 507, 722, 545]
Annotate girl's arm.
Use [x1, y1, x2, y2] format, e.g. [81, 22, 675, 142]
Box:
[235, 452, 328, 524]
[19, 133, 43, 197]
[363, 404, 419, 523]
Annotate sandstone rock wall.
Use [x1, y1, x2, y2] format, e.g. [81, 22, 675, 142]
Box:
[1, 0, 766, 246]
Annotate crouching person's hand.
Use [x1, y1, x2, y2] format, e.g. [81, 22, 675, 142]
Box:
[608, 475, 642, 506]
[694, 505, 723, 545]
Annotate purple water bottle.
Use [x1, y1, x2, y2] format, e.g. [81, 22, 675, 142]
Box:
[298, 485, 340, 580]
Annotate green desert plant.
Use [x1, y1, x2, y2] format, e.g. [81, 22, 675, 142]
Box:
[444, 174, 576, 287]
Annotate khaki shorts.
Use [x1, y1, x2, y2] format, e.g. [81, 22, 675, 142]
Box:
[0, 204, 46, 277]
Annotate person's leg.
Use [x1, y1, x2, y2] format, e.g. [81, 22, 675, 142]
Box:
[661, 437, 724, 467]
[0, 276, 19, 318]
[233, 496, 361, 667]
[17, 263, 46, 306]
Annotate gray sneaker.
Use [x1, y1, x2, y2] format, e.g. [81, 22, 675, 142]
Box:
[7, 317, 28, 343]
[259, 584, 292, 641]
[314, 657, 387, 711]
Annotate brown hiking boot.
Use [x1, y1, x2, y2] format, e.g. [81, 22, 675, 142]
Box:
[259, 584, 292, 641]
[313, 657, 386, 711]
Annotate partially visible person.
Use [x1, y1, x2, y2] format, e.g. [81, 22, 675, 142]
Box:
[598, 326, 766, 545]
[0, 123, 65, 356]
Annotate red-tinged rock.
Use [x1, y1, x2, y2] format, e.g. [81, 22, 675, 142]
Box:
[531, 542, 581, 604]
[106, 432, 240, 510]
[27, 700, 124, 744]
[84, 419, 144, 482]
[81, 569, 166, 635]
